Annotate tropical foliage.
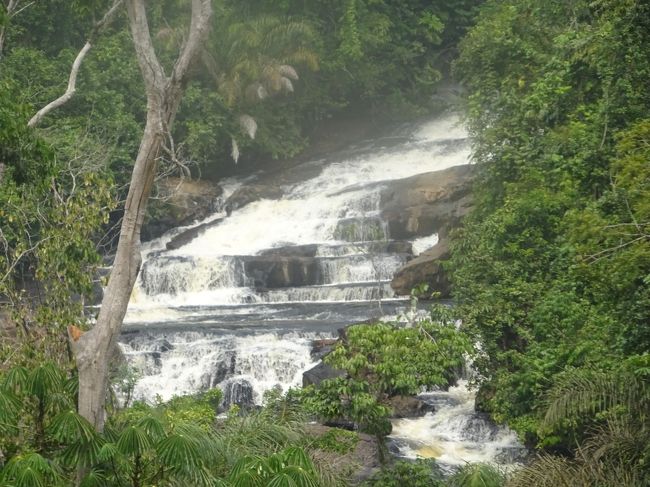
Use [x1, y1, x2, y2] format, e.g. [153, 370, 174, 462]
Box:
[449, 0, 650, 480]
[0, 362, 348, 486]
[302, 306, 471, 435]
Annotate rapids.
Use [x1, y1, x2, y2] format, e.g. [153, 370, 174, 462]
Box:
[118, 112, 524, 470]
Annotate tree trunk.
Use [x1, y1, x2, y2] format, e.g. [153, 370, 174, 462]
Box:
[70, 0, 213, 431]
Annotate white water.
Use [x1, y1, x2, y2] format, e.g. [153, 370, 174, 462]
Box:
[120, 331, 326, 404]
[125, 114, 469, 314]
[114, 111, 527, 468]
[389, 381, 525, 471]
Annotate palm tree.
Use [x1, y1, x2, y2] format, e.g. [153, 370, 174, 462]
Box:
[202, 13, 318, 162]
[509, 366, 650, 486]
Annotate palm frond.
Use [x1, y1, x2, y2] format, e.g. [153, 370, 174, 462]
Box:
[48, 409, 98, 443]
[507, 454, 579, 487]
[116, 425, 153, 457]
[543, 368, 649, 428]
[0, 388, 21, 434]
[156, 432, 203, 470]
[27, 362, 64, 400]
[3, 365, 28, 391]
[0, 452, 61, 487]
[79, 468, 108, 487]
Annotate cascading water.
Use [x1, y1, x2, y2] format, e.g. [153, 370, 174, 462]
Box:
[118, 112, 524, 469]
[388, 381, 527, 472]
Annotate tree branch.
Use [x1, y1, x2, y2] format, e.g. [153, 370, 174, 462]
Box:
[27, 42, 92, 128]
[27, 0, 124, 128]
[125, 0, 166, 97]
[171, 0, 213, 85]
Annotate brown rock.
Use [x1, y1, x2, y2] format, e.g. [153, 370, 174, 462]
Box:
[380, 165, 473, 239]
[386, 395, 436, 418]
[143, 177, 223, 241]
[390, 239, 451, 297]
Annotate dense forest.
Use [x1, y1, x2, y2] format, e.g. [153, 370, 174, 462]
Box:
[0, 0, 648, 486]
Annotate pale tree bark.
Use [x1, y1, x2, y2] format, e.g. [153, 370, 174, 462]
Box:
[27, 0, 124, 128]
[70, 0, 213, 432]
[0, 0, 31, 62]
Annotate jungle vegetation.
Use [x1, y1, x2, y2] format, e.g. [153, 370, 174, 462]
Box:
[1, 0, 649, 485]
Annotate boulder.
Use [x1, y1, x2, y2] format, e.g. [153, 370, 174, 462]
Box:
[386, 395, 436, 418]
[302, 361, 346, 387]
[390, 240, 451, 297]
[221, 379, 255, 409]
[142, 177, 223, 241]
[310, 338, 339, 360]
[225, 183, 284, 211]
[379, 165, 473, 240]
[165, 217, 224, 250]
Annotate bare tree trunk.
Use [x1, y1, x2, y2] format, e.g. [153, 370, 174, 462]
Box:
[70, 0, 213, 431]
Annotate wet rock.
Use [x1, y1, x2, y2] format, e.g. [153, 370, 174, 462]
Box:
[334, 217, 388, 242]
[260, 244, 321, 258]
[165, 217, 224, 250]
[225, 184, 284, 211]
[142, 177, 223, 241]
[380, 165, 473, 240]
[211, 353, 236, 386]
[244, 256, 322, 289]
[387, 395, 436, 418]
[390, 240, 451, 297]
[310, 338, 339, 360]
[221, 379, 255, 409]
[259, 241, 413, 258]
[302, 361, 346, 387]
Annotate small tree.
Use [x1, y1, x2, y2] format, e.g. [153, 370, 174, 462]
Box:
[70, 0, 213, 432]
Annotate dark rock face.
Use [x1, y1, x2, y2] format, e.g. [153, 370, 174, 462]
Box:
[390, 240, 451, 297]
[226, 184, 285, 211]
[221, 379, 255, 409]
[386, 395, 436, 418]
[165, 217, 224, 250]
[379, 165, 473, 240]
[142, 178, 223, 241]
[302, 361, 346, 387]
[310, 338, 339, 360]
[244, 256, 322, 289]
[211, 353, 237, 387]
[385, 165, 474, 297]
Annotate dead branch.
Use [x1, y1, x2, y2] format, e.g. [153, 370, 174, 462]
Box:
[27, 0, 124, 128]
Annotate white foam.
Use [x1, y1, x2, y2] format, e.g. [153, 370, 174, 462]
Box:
[390, 381, 524, 469]
[412, 233, 439, 256]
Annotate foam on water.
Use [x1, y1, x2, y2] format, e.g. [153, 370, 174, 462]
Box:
[389, 381, 526, 471]
[121, 331, 325, 404]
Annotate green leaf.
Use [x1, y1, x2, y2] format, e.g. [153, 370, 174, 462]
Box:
[156, 432, 202, 470]
[116, 425, 153, 457]
[49, 409, 97, 443]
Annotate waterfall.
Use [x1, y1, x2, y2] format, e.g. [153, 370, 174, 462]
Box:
[114, 111, 527, 469]
[121, 113, 470, 405]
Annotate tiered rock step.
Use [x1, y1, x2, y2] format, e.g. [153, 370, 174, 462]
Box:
[139, 240, 414, 297]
